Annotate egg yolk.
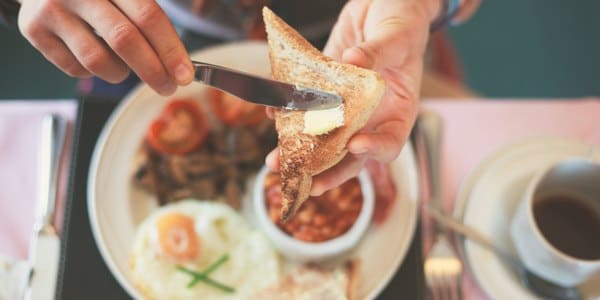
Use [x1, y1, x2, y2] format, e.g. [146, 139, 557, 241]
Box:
[156, 213, 200, 262]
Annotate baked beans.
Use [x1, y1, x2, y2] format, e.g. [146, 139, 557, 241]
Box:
[264, 173, 363, 242]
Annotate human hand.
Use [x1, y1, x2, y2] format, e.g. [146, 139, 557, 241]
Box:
[17, 0, 194, 95]
[266, 0, 440, 195]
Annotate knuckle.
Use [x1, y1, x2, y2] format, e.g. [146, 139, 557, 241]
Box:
[37, 0, 63, 22]
[36, 0, 58, 15]
[133, 3, 164, 27]
[161, 43, 182, 64]
[106, 23, 137, 52]
[18, 0, 61, 35]
[19, 19, 45, 42]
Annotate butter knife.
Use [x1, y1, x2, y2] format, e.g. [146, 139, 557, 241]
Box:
[24, 114, 67, 300]
[192, 60, 342, 110]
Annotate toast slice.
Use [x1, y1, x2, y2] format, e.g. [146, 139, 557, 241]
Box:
[262, 7, 385, 221]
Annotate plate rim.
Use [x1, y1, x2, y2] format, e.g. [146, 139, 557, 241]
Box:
[452, 137, 591, 299]
[87, 41, 420, 299]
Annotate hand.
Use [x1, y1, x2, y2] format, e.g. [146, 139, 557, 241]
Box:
[266, 0, 440, 195]
[17, 0, 194, 95]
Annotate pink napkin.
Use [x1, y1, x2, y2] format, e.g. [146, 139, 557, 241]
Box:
[421, 98, 600, 299]
[0, 100, 76, 260]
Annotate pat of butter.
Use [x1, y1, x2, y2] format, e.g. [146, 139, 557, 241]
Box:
[303, 105, 344, 135]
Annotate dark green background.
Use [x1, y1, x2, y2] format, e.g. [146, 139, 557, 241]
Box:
[1, 0, 599, 99]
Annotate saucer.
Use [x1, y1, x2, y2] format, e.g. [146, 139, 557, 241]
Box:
[453, 138, 598, 299]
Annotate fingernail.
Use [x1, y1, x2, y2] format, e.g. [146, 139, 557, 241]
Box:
[310, 184, 324, 197]
[158, 81, 177, 96]
[266, 151, 280, 171]
[350, 146, 368, 155]
[174, 63, 193, 84]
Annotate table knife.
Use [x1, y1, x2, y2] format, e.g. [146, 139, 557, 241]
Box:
[24, 114, 67, 300]
[192, 60, 342, 110]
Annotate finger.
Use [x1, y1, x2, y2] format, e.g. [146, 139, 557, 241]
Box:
[311, 154, 367, 196]
[71, 1, 176, 95]
[341, 46, 375, 69]
[48, 11, 133, 84]
[265, 107, 276, 119]
[19, 21, 91, 78]
[322, 0, 368, 60]
[348, 120, 410, 162]
[322, 18, 346, 60]
[265, 148, 280, 172]
[111, 0, 194, 85]
[38, 35, 93, 78]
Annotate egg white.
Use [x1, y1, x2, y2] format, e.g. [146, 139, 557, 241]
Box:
[130, 200, 281, 299]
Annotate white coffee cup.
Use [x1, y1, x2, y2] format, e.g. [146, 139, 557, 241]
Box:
[510, 158, 600, 287]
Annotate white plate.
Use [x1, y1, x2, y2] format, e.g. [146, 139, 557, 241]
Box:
[87, 41, 420, 299]
[454, 138, 598, 300]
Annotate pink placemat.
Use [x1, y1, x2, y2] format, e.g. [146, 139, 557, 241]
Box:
[0, 100, 77, 260]
[421, 98, 600, 299]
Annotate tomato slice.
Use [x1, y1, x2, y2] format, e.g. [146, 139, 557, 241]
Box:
[146, 99, 209, 155]
[209, 89, 267, 126]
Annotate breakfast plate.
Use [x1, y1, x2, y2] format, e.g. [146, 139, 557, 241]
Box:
[453, 138, 600, 300]
[88, 41, 419, 299]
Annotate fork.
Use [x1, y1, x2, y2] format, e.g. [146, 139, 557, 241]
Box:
[415, 111, 463, 300]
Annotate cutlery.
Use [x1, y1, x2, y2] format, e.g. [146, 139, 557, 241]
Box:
[415, 111, 463, 300]
[428, 207, 600, 300]
[192, 60, 342, 111]
[24, 114, 67, 300]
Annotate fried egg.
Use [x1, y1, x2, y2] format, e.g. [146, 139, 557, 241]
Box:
[130, 200, 281, 299]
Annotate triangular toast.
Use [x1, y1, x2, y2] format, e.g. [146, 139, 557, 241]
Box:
[263, 7, 385, 222]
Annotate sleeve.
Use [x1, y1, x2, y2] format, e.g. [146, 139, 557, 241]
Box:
[0, 0, 20, 25]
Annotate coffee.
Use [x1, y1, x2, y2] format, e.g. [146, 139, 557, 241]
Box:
[533, 194, 600, 260]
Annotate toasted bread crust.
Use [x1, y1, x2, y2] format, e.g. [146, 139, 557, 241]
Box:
[263, 7, 385, 221]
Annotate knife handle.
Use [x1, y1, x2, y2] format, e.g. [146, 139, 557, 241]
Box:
[35, 114, 67, 234]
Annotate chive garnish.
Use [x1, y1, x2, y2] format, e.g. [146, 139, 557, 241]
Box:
[176, 254, 235, 293]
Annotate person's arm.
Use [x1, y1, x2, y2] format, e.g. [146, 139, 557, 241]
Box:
[13, 0, 194, 96]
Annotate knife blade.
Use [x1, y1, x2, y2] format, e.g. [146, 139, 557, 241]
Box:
[192, 60, 342, 111]
[25, 114, 67, 300]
